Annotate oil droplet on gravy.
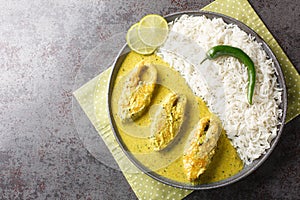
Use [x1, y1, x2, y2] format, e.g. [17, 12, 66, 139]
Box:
[111, 51, 243, 184]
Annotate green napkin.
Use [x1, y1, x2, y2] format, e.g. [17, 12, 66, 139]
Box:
[73, 0, 300, 199]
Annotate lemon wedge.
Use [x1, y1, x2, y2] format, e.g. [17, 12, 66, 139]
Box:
[126, 23, 157, 55]
[138, 14, 169, 47]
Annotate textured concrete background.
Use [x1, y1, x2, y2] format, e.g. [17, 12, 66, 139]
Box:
[0, 0, 299, 199]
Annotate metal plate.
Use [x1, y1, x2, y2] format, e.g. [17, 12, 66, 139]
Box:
[107, 11, 287, 190]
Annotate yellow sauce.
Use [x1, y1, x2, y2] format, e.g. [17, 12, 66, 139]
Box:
[111, 51, 243, 184]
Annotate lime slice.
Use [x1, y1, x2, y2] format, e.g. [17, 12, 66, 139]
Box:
[126, 23, 156, 55]
[138, 14, 169, 47]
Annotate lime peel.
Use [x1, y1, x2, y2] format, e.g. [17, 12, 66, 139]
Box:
[126, 14, 169, 55]
[138, 14, 169, 47]
[126, 23, 156, 55]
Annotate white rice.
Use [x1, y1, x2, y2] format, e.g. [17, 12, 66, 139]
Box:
[157, 15, 282, 165]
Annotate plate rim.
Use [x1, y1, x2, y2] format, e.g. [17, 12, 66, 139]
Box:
[107, 10, 287, 190]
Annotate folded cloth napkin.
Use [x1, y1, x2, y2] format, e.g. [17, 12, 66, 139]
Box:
[73, 0, 300, 199]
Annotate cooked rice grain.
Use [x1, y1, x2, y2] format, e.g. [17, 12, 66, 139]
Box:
[157, 15, 282, 165]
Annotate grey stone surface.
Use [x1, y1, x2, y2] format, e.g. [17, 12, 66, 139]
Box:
[0, 0, 299, 199]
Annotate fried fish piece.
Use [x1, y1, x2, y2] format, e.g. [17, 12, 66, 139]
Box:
[150, 93, 187, 151]
[118, 61, 157, 122]
[183, 116, 222, 181]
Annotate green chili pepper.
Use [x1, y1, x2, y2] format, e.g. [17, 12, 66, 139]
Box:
[201, 45, 256, 105]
